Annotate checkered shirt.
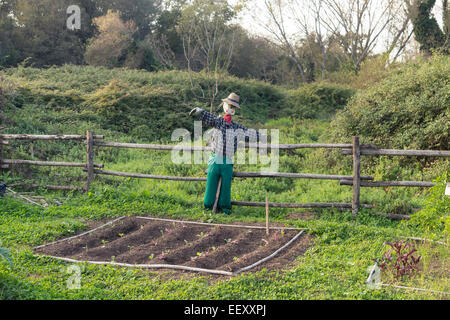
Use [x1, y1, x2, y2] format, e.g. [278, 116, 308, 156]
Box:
[200, 110, 263, 162]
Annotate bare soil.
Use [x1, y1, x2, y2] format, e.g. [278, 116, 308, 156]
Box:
[34, 216, 313, 275]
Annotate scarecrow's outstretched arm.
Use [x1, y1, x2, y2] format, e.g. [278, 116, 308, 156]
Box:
[189, 107, 266, 142]
[234, 122, 266, 144]
[189, 108, 224, 129]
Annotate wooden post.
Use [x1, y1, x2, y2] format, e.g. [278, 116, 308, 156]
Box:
[265, 196, 269, 236]
[0, 132, 3, 175]
[352, 136, 361, 217]
[212, 177, 222, 213]
[86, 131, 94, 192]
[0, 131, 8, 172]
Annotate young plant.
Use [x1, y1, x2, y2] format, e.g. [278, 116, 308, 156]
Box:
[374, 241, 422, 280]
[158, 250, 169, 260]
[197, 232, 207, 239]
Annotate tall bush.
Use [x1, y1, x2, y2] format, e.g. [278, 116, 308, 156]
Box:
[330, 54, 449, 150]
[400, 174, 449, 238]
[282, 83, 355, 119]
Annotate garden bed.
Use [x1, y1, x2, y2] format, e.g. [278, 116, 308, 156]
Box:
[34, 216, 312, 276]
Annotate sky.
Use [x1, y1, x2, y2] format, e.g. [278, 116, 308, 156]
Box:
[231, 0, 445, 56]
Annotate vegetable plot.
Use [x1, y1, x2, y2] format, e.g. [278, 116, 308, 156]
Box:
[34, 216, 312, 276]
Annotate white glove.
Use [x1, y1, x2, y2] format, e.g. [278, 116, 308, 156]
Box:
[189, 107, 203, 117]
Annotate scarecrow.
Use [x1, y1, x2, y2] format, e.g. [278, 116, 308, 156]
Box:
[189, 93, 264, 215]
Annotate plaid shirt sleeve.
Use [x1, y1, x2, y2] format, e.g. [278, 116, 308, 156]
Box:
[200, 110, 225, 129]
[234, 122, 265, 143]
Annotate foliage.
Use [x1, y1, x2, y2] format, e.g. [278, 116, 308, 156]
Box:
[282, 83, 355, 120]
[6, 0, 89, 67]
[178, 0, 237, 72]
[0, 0, 162, 68]
[410, 0, 449, 55]
[330, 54, 449, 150]
[0, 60, 448, 299]
[401, 174, 450, 237]
[84, 10, 138, 68]
[374, 241, 422, 280]
[81, 79, 184, 137]
[1, 65, 287, 141]
[0, 73, 17, 108]
[178, 0, 239, 110]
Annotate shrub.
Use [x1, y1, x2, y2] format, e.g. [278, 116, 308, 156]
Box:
[401, 173, 450, 237]
[1, 66, 287, 142]
[330, 54, 449, 150]
[0, 73, 16, 108]
[282, 83, 355, 120]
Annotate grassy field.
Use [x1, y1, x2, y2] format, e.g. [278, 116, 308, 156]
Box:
[0, 65, 448, 300]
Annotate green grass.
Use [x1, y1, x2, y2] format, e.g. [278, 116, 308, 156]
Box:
[1, 118, 448, 300]
[1, 197, 448, 299]
[0, 65, 448, 300]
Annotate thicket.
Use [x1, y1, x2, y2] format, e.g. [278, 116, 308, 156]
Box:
[329, 54, 449, 151]
[400, 173, 450, 237]
[282, 84, 355, 120]
[1, 65, 354, 142]
[1, 66, 286, 141]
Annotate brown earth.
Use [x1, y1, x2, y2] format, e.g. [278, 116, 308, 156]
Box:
[34, 216, 313, 275]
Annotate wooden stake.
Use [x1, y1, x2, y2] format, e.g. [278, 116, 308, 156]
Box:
[86, 131, 94, 192]
[265, 196, 269, 235]
[212, 177, 222, 213]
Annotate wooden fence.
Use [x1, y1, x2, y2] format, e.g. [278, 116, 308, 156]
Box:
[1, 131, 449, 219]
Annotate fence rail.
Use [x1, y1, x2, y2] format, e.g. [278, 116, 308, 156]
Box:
[1, 131, 448, 220]
[1, 134, 104, 140]
[1, 159, 104, 168]
[342, 148, 450, 157]
[339, 180, 436, 188]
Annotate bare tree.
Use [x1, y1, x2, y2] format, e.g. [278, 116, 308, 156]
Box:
[253, 0, 413, 81]
[385, 0, 414, 63]
[289, 0, 338, 80]
[320, 0, 410, 70]
[179, 0, 237, 112]
[252, 0, 307, 82]
[146, 33, 177, 69]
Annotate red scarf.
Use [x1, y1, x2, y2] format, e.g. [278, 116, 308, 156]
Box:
[224, 114, 232, 124]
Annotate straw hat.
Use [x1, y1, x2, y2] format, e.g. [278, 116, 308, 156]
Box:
[221, 92, 241, 109]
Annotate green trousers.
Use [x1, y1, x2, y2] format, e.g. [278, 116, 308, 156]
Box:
[204, 154, 234, 215]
